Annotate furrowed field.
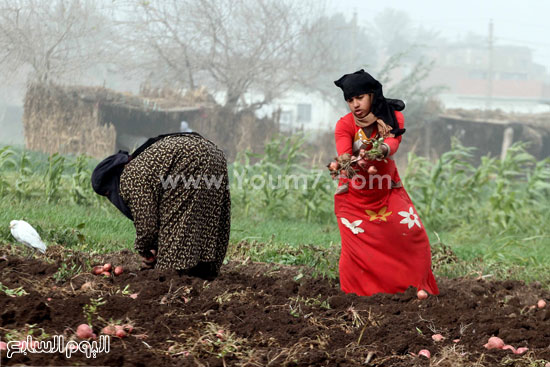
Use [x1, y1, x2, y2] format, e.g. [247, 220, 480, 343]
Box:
[1, 137, 550, 366]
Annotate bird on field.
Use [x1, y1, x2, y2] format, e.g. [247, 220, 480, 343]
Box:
[9, 220, 47, 257]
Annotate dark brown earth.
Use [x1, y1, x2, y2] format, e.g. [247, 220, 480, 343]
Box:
[1, 244, 549, 367]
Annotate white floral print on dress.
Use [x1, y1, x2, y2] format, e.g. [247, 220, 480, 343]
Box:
[398, 207, 421, 229]
[340, 218, 364, 235]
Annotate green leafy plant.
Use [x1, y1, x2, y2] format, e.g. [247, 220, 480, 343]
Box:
[0, 146, 17, 196]
[68, 155, 94, 205]
[403, 139, 550, 234]
[44, 153, 66, 203]
[3, 324, 50, 342]
[83, 297, 106, 326]
[47, 223, 86, 248]
[53, 262, 82, 283]
[0, 282, 28, 297]
[361, 137, 386, 160]
[14, 151, 36, 200]
[230, 134, 335, 224]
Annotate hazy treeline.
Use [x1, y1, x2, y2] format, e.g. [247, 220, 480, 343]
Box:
[0, 0, 443, 113]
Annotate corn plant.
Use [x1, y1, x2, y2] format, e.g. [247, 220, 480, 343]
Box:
[526, 158, 550, 204]
[0, 146, 17, 197]
[255, 134, 307, 217]
[403, 139, 550, 238]
[230, 150, 257, 217]
[296, 168, 334, 222]
[231, 134, 313, 221]
[44, 153, 65, 203]
[14, 151, 36, 200]
[404, 138, 478, 229]
[68, 155, 94, 205]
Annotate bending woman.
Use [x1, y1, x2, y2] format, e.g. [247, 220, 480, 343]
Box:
[92, 133, 230, 280]
[331, 69, 439, 296]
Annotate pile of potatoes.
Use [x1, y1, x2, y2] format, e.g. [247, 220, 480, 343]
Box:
[92, 263, 123, 277]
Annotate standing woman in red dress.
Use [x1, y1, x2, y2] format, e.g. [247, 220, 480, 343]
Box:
[331, 69, 439, 297]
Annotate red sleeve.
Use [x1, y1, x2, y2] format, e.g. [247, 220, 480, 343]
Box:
[334, 116, 355, 156]
[384, 111, 405, 156]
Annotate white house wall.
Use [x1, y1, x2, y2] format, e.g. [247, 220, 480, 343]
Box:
[255, 91, 344, 138]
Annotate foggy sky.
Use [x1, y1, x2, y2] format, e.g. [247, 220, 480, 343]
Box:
[328, 0, 550, 73]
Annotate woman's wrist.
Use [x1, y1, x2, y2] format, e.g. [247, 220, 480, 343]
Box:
[381, 143, 390, 157]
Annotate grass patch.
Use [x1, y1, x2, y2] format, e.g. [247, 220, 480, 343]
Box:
[0, 197, 134, 253]
[230, 214, 339, 246]
[1, 196, 550, 286]
[430, 231, 550, 286]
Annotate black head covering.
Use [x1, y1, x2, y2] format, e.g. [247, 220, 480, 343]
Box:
[334, 69, 406, 137]
[91, 150, 133, 220]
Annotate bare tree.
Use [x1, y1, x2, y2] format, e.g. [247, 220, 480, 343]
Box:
[291, 10, 444, 108]
[372, 8, 444, 63]
[0, 0, 117, 83]
[292, 12, 379, 108]
[121, 0, 202, 91]
[126, 0, 324, 110]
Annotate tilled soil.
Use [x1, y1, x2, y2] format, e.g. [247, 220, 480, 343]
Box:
[1, 245, 549, 367]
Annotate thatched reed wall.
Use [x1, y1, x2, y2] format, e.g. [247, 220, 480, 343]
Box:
[23, 83, 204, 158]
[22, 83, 281, 161]
[23, 83, 116, 158]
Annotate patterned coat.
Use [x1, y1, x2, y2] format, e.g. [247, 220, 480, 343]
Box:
[119, 134, 230, 275]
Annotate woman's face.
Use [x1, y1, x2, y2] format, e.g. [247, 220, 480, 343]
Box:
[347, 94, 373, 118]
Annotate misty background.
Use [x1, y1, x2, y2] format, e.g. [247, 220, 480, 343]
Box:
[0, 0, 549, 161]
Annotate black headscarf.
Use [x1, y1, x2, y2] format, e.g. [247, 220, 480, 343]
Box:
[334, 69, 406, 137]
[91, 150, 133, 220]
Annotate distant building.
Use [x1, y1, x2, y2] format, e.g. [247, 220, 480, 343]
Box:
[256, 91, 344, 137]
[425, 44, 550, 113]
[431, 111, 550, 161]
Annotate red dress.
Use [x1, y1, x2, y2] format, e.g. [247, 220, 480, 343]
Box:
[334, 111, 439, 296]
